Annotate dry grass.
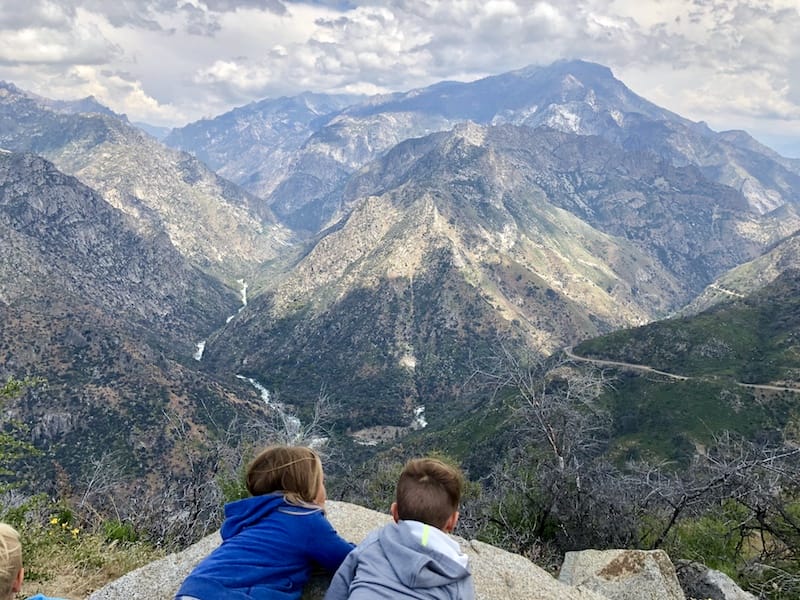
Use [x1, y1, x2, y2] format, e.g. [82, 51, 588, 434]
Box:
[18, 526, 163, 600]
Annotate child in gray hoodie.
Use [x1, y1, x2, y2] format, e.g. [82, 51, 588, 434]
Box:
[323, 457, 475, 600]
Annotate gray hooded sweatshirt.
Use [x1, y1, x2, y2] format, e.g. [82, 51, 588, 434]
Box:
[323, 520, 475, 600]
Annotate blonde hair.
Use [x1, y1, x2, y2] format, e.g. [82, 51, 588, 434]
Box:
[0, 523, 22, 599]
[246, 445, 323, 507]
[395, 458, 464, 529]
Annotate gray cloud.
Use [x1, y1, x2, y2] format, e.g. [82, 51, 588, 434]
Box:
[202, 0, 287, 14]
[0, 1, 76, 29]
[80, 0, 165, 30]
[181, 4, 222, 37]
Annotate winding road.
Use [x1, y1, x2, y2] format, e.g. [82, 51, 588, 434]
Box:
[564, 346, 800, 394]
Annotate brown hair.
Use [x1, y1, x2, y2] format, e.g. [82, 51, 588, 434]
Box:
[0, 523, 21, 600]
[395, 458, 464, 529]
[246, 445, 323, 506]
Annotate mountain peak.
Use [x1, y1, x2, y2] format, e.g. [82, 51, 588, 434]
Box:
[514, 59, 614, 81]
[451, 121, 487, 146]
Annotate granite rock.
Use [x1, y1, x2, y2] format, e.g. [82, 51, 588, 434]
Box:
[88, 501, 608, 600]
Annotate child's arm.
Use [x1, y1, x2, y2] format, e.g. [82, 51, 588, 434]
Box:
[306, 513, 356, 572]
[322, 548, 359, 600]
[462, 573, 477, 600]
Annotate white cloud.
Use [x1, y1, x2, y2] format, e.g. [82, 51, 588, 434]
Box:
[0, 9, 119, 66]
[0, 1, 75, 29]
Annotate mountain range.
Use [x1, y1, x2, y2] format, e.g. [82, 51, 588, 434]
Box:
[2, 59, 800, 489]
[0, 81, 293, 281]
[168, 60, 800, 233]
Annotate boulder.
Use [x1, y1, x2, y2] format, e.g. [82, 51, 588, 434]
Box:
[558, 549, 685, 600]
[88, 500, 607, 600]
[674, 560, 757, 600]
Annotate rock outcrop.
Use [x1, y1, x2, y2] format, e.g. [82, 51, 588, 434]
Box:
[88, 501, 607, 600]
[558, 548, 685, 600]
[675, 560, 757, 600]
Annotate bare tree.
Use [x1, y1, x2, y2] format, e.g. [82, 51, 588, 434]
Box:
[466, 341, 800, 598]
[468, 341, 629, 558]
[470, 341, 611, 472]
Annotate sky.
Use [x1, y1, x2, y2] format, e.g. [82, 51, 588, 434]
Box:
[1, 0, 799, 157]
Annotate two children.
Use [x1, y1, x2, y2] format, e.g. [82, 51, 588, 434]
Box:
[175, 445, 354, 600]
[177, 448, 474, 600]
[4, 446, 473, 600]
[324, 457, 475, 600]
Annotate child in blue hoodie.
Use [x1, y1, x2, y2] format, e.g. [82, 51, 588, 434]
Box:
[323, 457, 474, 600]
[175, 445, 354, 600]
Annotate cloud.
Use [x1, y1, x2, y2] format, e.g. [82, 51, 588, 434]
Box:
[202, 0, 287, 14]
[35, 63, 188, 124]
[0, 15, 120, 66]
[0, 1, 76, 30]
[180, 4, 222, 37]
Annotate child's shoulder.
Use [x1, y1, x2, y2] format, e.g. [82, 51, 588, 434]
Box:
[277, 502, 326, 516]
[353, 523, 390, 550]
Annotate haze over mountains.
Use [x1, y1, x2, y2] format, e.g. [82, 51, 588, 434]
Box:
[2, 59, 800, 489]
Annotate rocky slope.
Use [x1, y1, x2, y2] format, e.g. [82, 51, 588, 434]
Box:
[683, 228, 800, 315]
[165, 92, 361, 202]
[0, 81, 293, 280]
[0, 151, 264, 488]
[88, 500, 609, 600]
[201, 121, 798, 434]
[89, 500, 746, 600]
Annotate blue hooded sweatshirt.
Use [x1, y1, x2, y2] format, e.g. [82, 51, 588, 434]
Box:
[175, 493, 354, 600]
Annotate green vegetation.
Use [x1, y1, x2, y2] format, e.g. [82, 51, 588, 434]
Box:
[576, 269, 800, 385]
[0, 377, 41, 491]
[0, 377, 161, 598]
[605, 375, 794, 465]
[3, 497, 162, 599]
[568, 269, 800, 468]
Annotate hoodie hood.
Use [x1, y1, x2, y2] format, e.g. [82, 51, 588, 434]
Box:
[221, 492, 319, 539]
[377, 521, 471, 589]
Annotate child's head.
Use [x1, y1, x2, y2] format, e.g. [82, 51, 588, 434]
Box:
[0, 523, 23, 600]
[246, 445, 325, 506]
[392, 458, 464, 532]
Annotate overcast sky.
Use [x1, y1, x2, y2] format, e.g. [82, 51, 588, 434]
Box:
[1, 0, 798, 156]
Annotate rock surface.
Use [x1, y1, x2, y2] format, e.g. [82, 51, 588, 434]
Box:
[88, 501, 607, 600]
[559, 548, 685, 600]
[675, 560, 757, 600]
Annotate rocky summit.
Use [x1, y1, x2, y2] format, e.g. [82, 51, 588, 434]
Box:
[89, 501, 756, 600]
[88, 501, 609, 600]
